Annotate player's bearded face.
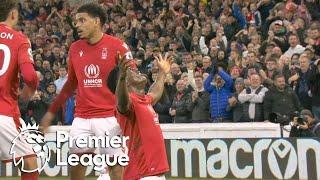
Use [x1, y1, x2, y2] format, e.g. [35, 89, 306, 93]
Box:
[127, 68, 147, 86]
[75, 13, 96, 39]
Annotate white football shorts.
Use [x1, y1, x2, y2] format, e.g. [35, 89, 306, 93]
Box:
[69, 116, 124, 156]
[0, 115, 35, 162]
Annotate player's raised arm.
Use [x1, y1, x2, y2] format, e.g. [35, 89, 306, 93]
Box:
[116, 52, 131, 114]
[148, 53, 172, 105]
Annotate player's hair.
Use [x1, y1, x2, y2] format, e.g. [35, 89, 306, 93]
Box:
[77, 3, 106, 27]
[0, 0, 19, 22]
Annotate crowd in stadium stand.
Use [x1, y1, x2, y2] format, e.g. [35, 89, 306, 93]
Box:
[17, 0, 320, 125]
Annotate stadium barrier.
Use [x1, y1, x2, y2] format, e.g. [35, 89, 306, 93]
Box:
[1, 123, 319, 179]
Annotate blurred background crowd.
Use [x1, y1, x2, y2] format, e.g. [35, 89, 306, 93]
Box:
[17, 0, 320, 128]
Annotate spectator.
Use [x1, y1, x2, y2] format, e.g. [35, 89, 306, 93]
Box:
[268, 20, 288, 52]
[290, 109, 320, 137]
[201, 56, 213, 73]
[43, 82, 57, 108]
[309, 59, 320, 120]
[227, 77, 245, 122]
[264, 75, 301, 124]
[64, 94, 75, 125]
[259, 54, 281, 88]
[170, 63, 182, 82]
[204, 68, 233, 122]
[230, 66, 242, 80]
[170, 80, 191, 123]
[27, 91, 47, 125]
[54, 65, 67, 94]
[294, 54, 314, 110]
[154, 89, 173, 124]
[238, 74, 268, 122]
[187, 75, 210, 123]
[153, 73, 174, 124]
[304, 46, 317, 62]
[248, 2, 262, 28]
[284, 33, 305, 58]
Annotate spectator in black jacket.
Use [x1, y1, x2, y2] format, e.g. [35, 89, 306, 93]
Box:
[290, 109, 320, 137]
[27, 91, 47, 124]
[264, 74, 301, 124]
[154, 89, 172, 124]
[293, 54, 314, 110]
[227, 77, 245, 122]
[309, 59, 320, 120]
[187, 75, 210, 123]
[169, 80, 191, 123]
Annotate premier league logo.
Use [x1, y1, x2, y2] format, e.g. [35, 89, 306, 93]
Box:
[10, 122, 51, 173]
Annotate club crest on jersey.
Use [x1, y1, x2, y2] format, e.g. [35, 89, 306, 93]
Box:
[101, 48, 108, 60]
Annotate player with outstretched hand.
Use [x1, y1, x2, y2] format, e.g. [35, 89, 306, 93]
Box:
[116, 53, 171, 180]
[40, 3, 133, 180]
[0, 0, 40, 179]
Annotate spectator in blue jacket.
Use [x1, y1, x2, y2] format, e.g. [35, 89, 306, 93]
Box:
[204, 67, 234, 122]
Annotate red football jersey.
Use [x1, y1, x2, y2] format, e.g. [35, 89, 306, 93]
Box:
[117, 93, 169, 180]
[0, 24, 35, 118]
[49, 34, 133, 118]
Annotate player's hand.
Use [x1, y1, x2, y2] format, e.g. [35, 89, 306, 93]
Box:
[40, 112, 55, 134]
[20, 85, 34, 102]
[155, 53, 173, 75]
[116, 51, 132, 78]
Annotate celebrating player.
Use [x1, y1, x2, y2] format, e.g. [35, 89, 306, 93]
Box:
[40, 3, 133, 180]
[116, 53, 171, 180]
[0, 0, 40, 179]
